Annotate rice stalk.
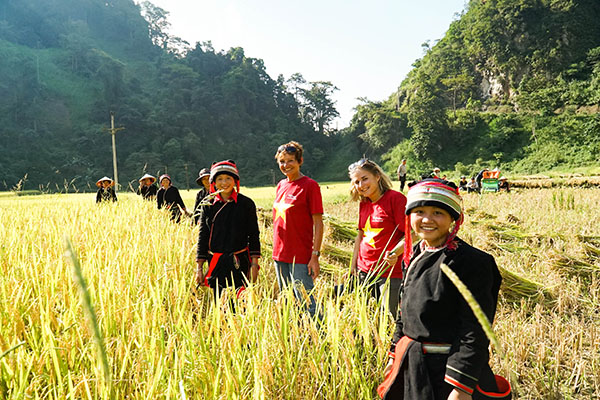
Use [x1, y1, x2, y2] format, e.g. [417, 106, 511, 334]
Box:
[551, 253, 600, 279]
[440, 263, 519, 396]
[577, 235, 600, 247]
[498, 266, 550, 302]
[582, 243, 600, 261]
[0, 341, 25, 361]
[64, 236, 112, 397]
[322, 244, 352, 266]
[324, 216, 357, 243]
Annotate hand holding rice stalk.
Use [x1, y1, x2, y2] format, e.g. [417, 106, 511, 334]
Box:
[440, 263, 518, 395]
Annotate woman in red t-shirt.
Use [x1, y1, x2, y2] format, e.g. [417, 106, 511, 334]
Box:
[272, 141, 324, 317]
[348, 159, 407, 319]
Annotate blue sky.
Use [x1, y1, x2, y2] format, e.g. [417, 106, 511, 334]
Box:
[145, 0, 467, 128]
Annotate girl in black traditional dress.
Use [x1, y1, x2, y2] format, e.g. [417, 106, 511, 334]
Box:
[378, 179, 511, 400]
[156, 174, 187, 222]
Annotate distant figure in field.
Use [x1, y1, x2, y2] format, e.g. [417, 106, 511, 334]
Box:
[396, 159, 408, 191]
[272, 141, 323, 317]
[498, 176, 510, 192]
[432, 167, 441, 179]
[137, 173, 157, 200]
[157, 174, 187, 222]
[458, 176, 468, 191]
[195, 160, 261, 299]
[466, 177, 479, 193]
[476, 168, 488, 191]
[95, 177, 117, 203]
[192, 168, 211, 224]
[347, 158, 407, 319]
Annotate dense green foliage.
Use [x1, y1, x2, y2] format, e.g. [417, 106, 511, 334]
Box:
[2, 0, 600, 191]
[0, 0, 346, 190]
[346, 0, 600, 178]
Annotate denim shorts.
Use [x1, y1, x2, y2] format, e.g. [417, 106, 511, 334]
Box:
[274, 261, 317, 317]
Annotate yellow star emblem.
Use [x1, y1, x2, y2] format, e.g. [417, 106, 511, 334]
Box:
[362, 216, 383, 248]
[273, 201, 294, 223]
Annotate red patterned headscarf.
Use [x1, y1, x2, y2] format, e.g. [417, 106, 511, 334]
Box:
[209, 160, 240, 200]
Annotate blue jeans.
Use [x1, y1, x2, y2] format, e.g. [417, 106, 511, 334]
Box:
[274, 261, 317, 317]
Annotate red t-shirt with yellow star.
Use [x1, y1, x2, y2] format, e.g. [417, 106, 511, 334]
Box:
[272, 176, 323, 264]
[357, 189, 407, 278]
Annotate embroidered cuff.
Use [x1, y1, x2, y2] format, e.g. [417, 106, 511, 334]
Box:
[444, 366, 477, 395]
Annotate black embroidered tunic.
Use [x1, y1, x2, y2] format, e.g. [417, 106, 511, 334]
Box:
[137, 184, 158, 200]
[196, 193, 261, 290]
[157, 185, 186, 222]
[387, 237, 502, 399]
[96, 187, 117, 203]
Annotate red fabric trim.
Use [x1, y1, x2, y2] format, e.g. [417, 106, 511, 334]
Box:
[210, 183, 239, 203]
[412, 180, 460, 194]
[403, 215, 412, 267]
[377, 336, 413, 399]
[475, 375, 512, 398]
[236, 286, 246, 299]
[444, 375, 474, 395]
[204, 252, 223, 286]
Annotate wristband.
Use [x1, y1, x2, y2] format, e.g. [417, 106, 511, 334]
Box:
[312, 250, 320, 257]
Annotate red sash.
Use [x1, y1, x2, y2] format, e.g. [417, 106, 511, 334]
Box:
[204, 252, 223, 286]
[377, 336, 413, 399]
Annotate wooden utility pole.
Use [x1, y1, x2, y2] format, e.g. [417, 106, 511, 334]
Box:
[109, 112, 125, 190]
[184, 163, 190, 191]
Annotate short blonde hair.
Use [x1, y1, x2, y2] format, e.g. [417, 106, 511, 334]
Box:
[348, 159, 393, 202]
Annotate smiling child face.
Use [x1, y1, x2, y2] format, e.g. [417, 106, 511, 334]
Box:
[410, 205, 454, 248]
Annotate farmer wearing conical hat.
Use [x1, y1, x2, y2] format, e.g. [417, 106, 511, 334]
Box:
[137, 173, 158, 200]
[195, 160, 261, 299]
[156, 174, 187, 222]
[192, 168, 210, 224]
[378, 178, 511, 400]
[498, 176, 510, 193]
[95, 177, 117, 203]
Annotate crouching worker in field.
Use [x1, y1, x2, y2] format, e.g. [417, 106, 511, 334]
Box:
[96, 177, 117, 203]
[378, 179, 511, 400]
[195, 160, 261, 300]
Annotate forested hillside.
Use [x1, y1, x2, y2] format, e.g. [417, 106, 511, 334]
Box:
[345, 0, 600, 177]
[0, 0, 347, 190]
[2, 0, 600, 191]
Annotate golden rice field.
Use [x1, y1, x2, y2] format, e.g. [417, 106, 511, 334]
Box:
[1, 184, 599, 399]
